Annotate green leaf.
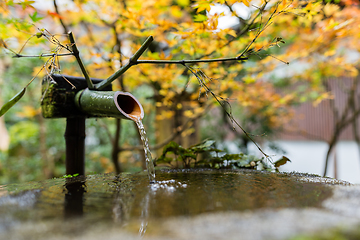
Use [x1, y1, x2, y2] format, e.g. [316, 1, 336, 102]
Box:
[210, 157, 224, 164]
[162, 141, 182, 155]
[190, 139, 216, 153]
[193, 139, 215, 149]
[156, 156, 174, 164]
[18, 1, 36, 9]
[61, 173, 80, 178]
[274, 156, 291, 168]
[221, 153, 243, 161]
[29, 11, 43, 23]
[0, 88, 26, 117]
[182, 152, 197, 160]
[7, 0, 15, 6]
[36, 32, 43, 38]
[194, 14, 207, 22]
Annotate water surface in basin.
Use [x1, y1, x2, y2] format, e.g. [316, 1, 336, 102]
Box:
[0, 169, 335, 238]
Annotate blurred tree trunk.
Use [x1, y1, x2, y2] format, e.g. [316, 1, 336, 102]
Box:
[38, 115, 53, 178]
[323, 78, 360, 177]
[155, 103, 200, 157]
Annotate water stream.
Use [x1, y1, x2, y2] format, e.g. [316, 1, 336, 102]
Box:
[135, 119, 156, 183]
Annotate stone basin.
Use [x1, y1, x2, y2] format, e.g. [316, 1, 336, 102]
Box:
[0, 169, 360, 240]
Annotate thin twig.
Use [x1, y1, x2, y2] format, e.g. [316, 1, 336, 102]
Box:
[193, 1, 269, 62]
[25, 64, 46, 88]
[238, 2, 279, 58]
[12, 53, 73, 58]
[53, 0, 69, 34]
[184, 64, 271, 159]
[136, 57, 248, 65]
[68, 31, 94, 89]
[94, 36, 154, 90]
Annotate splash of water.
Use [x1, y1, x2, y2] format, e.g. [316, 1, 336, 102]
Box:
[135, 119, 156, 183]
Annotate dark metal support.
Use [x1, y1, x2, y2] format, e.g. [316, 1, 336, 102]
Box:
[65, 117, 86, 175]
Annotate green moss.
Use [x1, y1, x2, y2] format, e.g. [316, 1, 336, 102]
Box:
[291, 226, 360, 240]
[41, 81, 80, 118]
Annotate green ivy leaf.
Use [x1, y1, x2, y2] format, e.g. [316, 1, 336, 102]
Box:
[0, 88, 26, 117]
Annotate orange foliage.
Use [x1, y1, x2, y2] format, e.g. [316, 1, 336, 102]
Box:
[1, 0, 360, 140]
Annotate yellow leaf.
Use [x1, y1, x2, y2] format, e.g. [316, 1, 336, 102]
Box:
[324, 49, 336, 57]
[226, 29, 237, 38]
[194, 107, 204, 114]
[32, 65, 45, 78]
[176, 0, 190, 7]
[241, 0, 250, 7]
[184, 110, 193, 118]
[16, 106, 40, 118]
[159, 89, 167, 96]
[313, 92, 334, 107]
[323, 3, 339, 17]
[176, 103, 182, 109]
[243, 76, 256, 84]
[181, 127, 195, 137]
[171, 5, 183, 18]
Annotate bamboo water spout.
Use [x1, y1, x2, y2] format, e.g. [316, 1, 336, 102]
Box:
[74, 89, 144, 121]
[41, 74, 145, 176]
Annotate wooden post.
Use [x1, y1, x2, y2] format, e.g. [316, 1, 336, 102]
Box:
[64, 178, 86, 218]
[65, 117, 86, 175]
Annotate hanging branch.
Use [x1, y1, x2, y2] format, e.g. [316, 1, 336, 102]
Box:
[183, 64, 271, 160]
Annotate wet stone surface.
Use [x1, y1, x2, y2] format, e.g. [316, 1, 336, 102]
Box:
[0, 169, 358, 240]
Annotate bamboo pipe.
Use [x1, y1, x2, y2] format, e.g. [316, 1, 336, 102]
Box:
[74, 89, 144, 121]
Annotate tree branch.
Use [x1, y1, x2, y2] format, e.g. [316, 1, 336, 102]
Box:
[136, 56, 248, 65]
[68, 31, 94, 89]
[53, 0, 69, 34]
[94, 36, 154, 90]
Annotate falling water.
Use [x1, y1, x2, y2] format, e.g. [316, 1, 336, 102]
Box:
[135, 119, 156, 183]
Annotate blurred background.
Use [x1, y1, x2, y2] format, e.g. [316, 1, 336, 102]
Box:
[1, 0, 360, 184]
